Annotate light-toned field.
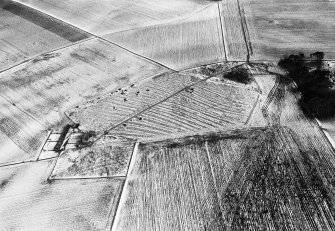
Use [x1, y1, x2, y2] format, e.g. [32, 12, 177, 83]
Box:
[0, 37, 166, 165]
[0, 38, 167, 129]
[219, 0, 250, 61]
[0, 96, 47, 165]
[67, 72, 203, 132]
[1, 1, 335, 230]
[239, 0, 335, 60]
[15, 0, 212, 35]
[106, 74, 260, 141]
[0, 159, 123, 231]
[105, 4, 226, 70]
[0, 1, 90, 72]
[66, 63, 256, 135]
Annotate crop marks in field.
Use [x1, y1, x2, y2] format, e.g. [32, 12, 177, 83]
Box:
[105, 4, 226, 70]
[0, 1, 90, 72]
[0, 96, 47, 165]
[239, 0, 335, 60]
[0, 38, 167, 128]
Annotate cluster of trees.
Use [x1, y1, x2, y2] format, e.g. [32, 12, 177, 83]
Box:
[0, 0, 9, 9]
[224, 66, 252, 84]
[278, 52, 335, 118]
[79, 130, 96, 146]
[199, 64, 252, 84]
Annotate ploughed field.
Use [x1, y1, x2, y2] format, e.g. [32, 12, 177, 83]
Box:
[113, 126, 335, 231]
[1, 0, 335, 230]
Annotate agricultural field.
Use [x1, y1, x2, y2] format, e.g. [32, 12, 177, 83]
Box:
[0, 159, 123, 231]
[113, 126, 335, 230]
[1, 0, 335, 230]
[66, 63, 259, 137]
[238, 0, 335, 60]
[112, 128, 261, 231]
[219, 0, 251, 61]
[50, 140, 135, 179]
[66, 71, 203, 132]
[14, 0, 212, 35]
[0, 96, 47, 165]
[105, 4, 226, 70]
[0, 0, 90, 72]
[106, 71, 260, 141]
[0, 38, 167, 129]
[317, 118, 335, 149]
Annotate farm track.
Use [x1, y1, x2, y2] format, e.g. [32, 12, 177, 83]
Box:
[219, 0, 249, 61]
[2, 1, 335, 230]
[261, 75, 281, 124]
[0, 156, 57, 168]
[257, 69, 335, 171]
[235, 0, 252, 62]
[244, 94, 260, 125]
[217, 3, 228, 61]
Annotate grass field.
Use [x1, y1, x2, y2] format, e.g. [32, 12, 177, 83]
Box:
[0, 1, 90, 72]
[15, 0, 212, 35]
[105, 4, 226, 70]
[50, 140, 135, 179]
[239, 0, 335, 60]
[0, 159, 123, 231]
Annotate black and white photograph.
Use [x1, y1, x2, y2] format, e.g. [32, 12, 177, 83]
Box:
[0, 0, 335, 230]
